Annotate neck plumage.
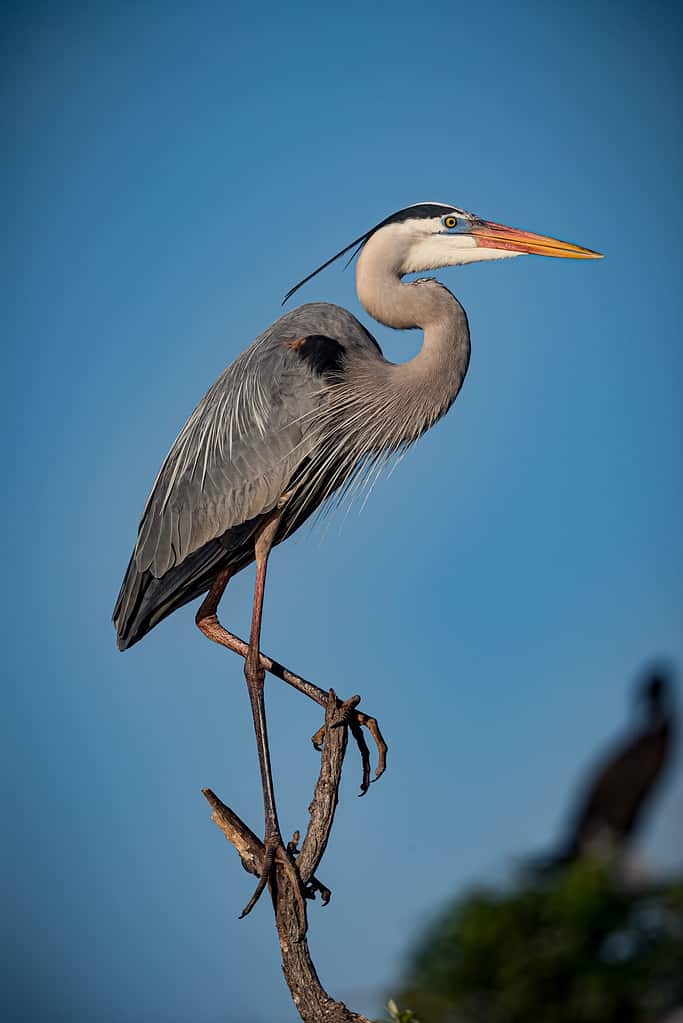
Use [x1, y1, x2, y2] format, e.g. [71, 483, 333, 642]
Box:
[353, 232, 471, 446]
[287, 238, 472, 524]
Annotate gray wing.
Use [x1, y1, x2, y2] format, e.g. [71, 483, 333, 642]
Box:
[132, 302, 378, 579]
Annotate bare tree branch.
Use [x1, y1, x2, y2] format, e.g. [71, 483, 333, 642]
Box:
[203, 689, 374, 1023]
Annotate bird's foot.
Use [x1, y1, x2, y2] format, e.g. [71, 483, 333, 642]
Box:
[239, 833, 309, 937]
[311, 690, 388, 795]
[287, 830, 332, 905]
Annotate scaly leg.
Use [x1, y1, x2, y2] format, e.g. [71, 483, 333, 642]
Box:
[232, 515, 308, 928]
[196, 570, 387, 794]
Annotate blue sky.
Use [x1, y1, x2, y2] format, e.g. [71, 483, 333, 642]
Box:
[5, 2, 682, 1020]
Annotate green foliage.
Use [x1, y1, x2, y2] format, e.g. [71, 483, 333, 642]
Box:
[397, 864, 683, 1023]
[375, 998, 421, 1023]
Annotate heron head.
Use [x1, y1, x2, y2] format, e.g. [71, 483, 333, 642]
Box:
[364, 202, 603, 274]
[638, 667, 674, 719]
[283, 201, 602, 303]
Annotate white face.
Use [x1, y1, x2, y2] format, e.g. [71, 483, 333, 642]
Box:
[382, 213, 522, 275]
[375, 206, 602, 275]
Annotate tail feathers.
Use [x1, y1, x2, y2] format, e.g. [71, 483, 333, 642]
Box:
[113, 539, 229, 650]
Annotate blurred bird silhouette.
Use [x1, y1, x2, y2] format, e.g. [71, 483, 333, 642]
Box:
[531, 667, 676, 873]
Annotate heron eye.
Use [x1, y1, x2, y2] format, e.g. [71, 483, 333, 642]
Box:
[443, 215, 458, 230]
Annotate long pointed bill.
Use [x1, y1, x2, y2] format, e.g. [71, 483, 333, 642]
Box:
[471, 220, 603, 259]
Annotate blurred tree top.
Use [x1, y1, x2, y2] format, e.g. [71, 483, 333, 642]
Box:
[397, 864, 683, 1023]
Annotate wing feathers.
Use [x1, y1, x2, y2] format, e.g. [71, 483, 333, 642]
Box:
[113, 302, 385, 649]
[122, 302, 382, 585]
[133, 336, 319, 578]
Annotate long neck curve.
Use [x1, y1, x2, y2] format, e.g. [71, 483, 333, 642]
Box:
[354, 229, 471, 443]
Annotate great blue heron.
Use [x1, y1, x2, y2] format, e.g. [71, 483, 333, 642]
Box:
[533, 668, 676, 872]
[114, 200, 602, 918]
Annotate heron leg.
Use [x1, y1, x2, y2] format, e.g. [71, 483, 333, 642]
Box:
[195, 556, 387, 796]
[236, 515, 310, 929]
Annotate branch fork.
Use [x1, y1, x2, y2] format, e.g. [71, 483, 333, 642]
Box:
[203, 689, 376, 1023]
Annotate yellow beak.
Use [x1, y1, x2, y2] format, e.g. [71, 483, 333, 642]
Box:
[471, 220, 603, 259]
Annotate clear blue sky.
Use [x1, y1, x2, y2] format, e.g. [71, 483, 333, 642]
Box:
[5, 2, 682, 1020]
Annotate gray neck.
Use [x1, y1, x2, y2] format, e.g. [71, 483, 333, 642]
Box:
[288, 238, 472, 523]
[354, 231, 471, 444]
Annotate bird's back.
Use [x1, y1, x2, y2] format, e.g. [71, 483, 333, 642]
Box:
[113, 302, 382, 650]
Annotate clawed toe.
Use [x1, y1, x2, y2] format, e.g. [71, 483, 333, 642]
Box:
[311, 722, 326, 752]
[307, 875, 331, 905]
[239, 838, 308, 937]
[287, 830, 332, 906]
[310, 690, 388, 795]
